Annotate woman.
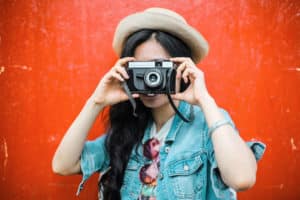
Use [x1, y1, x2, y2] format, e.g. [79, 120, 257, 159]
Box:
[52, 8, 265, 200]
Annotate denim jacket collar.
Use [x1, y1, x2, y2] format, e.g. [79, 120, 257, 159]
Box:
[142, 101, 191, 144]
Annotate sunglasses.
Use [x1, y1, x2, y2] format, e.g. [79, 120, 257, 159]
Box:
[139, 138, 161, 185]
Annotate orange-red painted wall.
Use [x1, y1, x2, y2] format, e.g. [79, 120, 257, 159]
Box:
[1, 0, 299, 199]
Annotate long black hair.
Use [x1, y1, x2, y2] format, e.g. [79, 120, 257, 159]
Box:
[99, 30, 192, 200]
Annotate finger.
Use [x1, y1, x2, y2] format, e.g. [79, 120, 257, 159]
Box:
[117, 57, 135, 66]
[132, 93, 140, 98]
[111, 71, 125, 82]
[170, 57, 190, 63]
[182, 68, 193, 83]
[119, 92, 141, 103]
[171, 93, 184, 101]
[176, 62, 187, 79]
[115, 65, 129, 79]
[184, 68, 198, 83]
[171, 57, 198, 71]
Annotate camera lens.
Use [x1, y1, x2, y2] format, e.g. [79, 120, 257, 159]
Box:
[144, 69, 162, 88]
[149, 74, 158, 82]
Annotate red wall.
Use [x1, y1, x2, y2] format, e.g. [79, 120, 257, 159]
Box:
[1, 0, 299, 199]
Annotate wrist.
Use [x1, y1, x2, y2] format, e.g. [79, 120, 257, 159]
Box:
[197, 93, 226, 128]
[86, 96, 105, 113]
[196, 92, 214, 108]
[89, 91, 108, 106]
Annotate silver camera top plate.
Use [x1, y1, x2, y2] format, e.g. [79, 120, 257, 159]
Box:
[128, 60, 173, 68]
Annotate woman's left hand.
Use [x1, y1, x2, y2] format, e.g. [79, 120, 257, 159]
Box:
[170, 57, 211, 106]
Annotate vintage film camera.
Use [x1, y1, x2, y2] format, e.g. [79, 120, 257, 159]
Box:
[125, 59, 193, 122]
[126, 60, 178, 94]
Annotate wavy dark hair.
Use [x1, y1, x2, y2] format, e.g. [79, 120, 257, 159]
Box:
[99, 29, 192, 200]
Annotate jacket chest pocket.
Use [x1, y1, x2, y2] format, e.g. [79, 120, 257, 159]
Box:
[167, 152, 205, 199]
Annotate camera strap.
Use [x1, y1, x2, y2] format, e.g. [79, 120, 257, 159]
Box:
[166, 93, 194, 123]
[122, 82, 138, 117]
[166, 69, 194, 123]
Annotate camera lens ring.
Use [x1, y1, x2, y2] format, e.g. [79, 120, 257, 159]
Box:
[144, 69, 162, 88]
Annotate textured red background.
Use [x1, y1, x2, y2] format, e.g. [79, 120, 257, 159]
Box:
[1, 0, 299, 199]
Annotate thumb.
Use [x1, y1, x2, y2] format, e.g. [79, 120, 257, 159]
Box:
[132, 93, 140, 98]
[171, 93, 185, 101]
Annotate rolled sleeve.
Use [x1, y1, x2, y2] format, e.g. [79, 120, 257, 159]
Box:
[208, 141, 266, 199]
[246, 141, 266, 161]
[77, 135, 110, 195]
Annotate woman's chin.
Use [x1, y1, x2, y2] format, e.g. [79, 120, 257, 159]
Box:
[140, 100, 162, 109]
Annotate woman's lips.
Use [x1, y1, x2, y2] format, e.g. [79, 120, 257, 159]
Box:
[146, 93, 155, 97]
[140, 93, 157, 99]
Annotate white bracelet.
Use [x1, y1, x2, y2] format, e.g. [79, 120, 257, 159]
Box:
[208, 120, 232, 137]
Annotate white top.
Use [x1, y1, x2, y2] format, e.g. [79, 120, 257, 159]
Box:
[150, 116, 174, 144]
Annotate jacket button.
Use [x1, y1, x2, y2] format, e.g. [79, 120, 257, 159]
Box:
[184, 165, 189, 171]
[159, 173, 164, 179]
[165, 147, 170, 153]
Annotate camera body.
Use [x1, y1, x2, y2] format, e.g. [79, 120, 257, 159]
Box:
[126, 60, 176, 94]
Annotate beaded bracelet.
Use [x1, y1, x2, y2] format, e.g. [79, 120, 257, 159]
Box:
[208, 120, 232, 137]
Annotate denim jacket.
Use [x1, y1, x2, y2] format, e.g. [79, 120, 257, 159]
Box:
[77, 101, 266, 199]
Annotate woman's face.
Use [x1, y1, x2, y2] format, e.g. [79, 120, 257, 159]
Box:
[134, 38, 171, 109]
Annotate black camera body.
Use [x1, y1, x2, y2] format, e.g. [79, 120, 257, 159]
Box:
[126, 60, 176, 94]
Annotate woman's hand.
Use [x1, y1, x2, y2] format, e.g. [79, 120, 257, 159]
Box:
[170, 57, 211, 107]
[92, 57, 139, 107]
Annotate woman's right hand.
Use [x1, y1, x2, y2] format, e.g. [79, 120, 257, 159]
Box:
[91, 57, 139, 107]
